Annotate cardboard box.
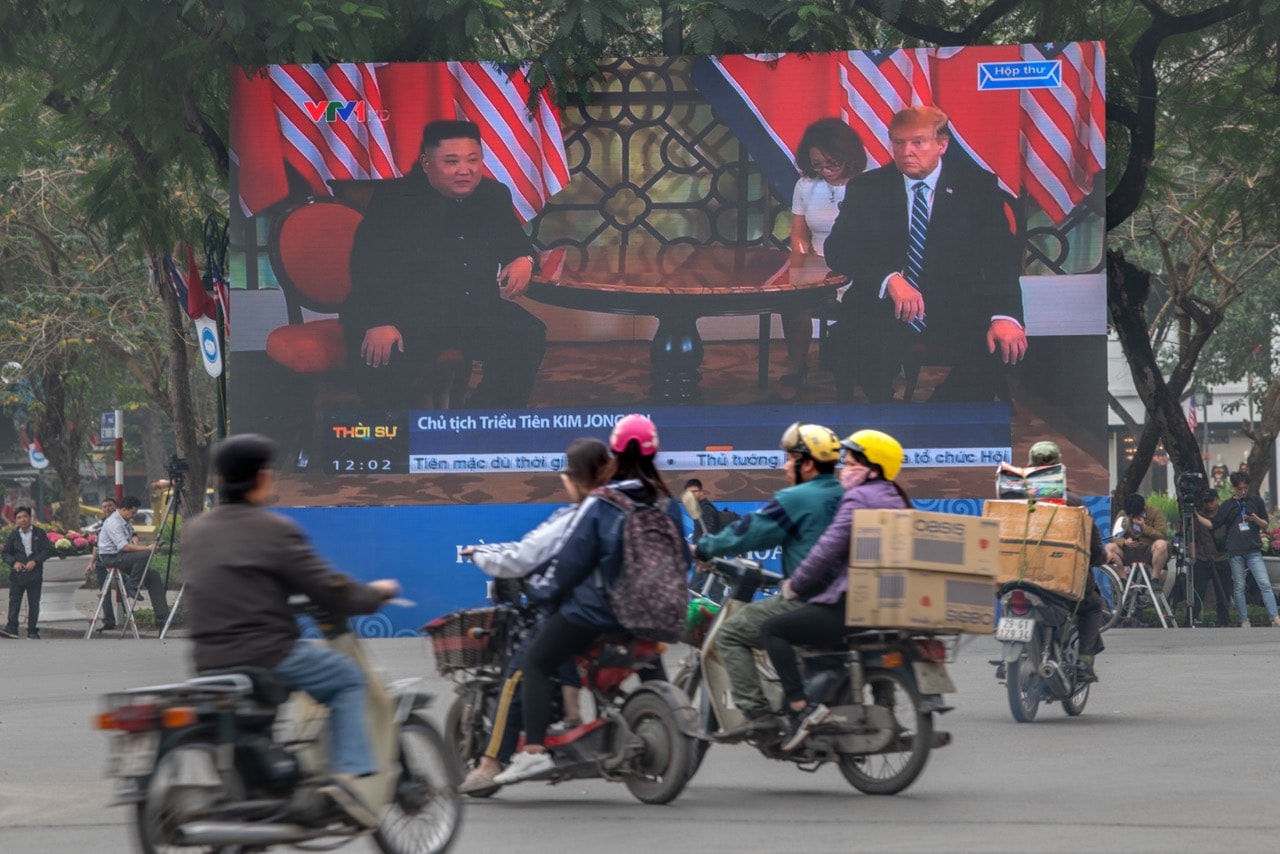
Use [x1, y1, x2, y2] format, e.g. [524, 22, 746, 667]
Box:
[849, 509, 1001, 577]
[845, 567, 997, 634]
[982, 500, 1091, 599]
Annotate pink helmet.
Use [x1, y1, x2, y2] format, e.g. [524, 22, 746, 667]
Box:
[609, 414, 659, 456]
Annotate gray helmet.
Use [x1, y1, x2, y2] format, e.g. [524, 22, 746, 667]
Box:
[1027, 441, 1061, 466]
[214, 434, 278, 496]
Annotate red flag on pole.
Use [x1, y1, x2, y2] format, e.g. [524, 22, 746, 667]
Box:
[185, 243, 217, 320]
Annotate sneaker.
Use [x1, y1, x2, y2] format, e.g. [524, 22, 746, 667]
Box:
[318, 778, 380, 829]
[780, 703, 831, 753]
[1076, 661, 1098, 684]
[459, 765, 503, 795]
[712, 712, 780, 742]
[0, 627, 18, 639]
[26, 630, 40, 640]
[1271, 617, 1280, 628]
[492, 751, 555, 785]
[1241, 621, 1252, 628]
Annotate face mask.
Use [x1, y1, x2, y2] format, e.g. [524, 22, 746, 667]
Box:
[840, 465, 871, 490]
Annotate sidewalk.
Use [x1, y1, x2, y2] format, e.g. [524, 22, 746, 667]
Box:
[0, 583, 187, 640]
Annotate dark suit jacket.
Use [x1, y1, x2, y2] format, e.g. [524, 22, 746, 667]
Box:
[825, 160, 1024, 351]
[2, 525, 55, 571]
[343, 169, 536, 353]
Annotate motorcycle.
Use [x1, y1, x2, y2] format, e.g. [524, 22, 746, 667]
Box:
[427, 581, 698, 805]
[675, 556, 955, 795]
[97, 598, 463, 853]
[993, 581, 1092, 722]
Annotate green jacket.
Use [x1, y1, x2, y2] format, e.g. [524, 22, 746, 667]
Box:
[693, 473, 844, 576]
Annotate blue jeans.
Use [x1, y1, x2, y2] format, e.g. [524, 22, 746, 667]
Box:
[273, 640, 375, 776]
[1228, 552, 1279, 623]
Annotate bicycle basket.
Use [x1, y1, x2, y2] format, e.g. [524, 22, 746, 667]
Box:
[421, 607, 507, 674]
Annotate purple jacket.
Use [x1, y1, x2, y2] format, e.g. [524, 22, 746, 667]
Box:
[788, 479, 909, 605]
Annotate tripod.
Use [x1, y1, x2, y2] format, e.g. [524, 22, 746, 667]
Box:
[1180, 502, 1201, 627]
[84, 559, 142, 640]
[151, 475, 185, 640]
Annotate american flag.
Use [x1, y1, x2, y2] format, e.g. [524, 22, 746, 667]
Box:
[232, 62, 569, 224]
[268, 65, 399, 193]
[837, 49, 932, 170]
[1187, 394, 1198, 430]
[1019, 43, 1106, 223]
[451, 62, 571, 223]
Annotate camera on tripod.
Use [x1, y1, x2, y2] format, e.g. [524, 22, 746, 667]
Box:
[1176, 471, 1204, 511]
[167, 455, 189, 482]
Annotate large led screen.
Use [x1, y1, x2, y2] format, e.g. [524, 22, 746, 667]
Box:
[228, 44, 1108, 507]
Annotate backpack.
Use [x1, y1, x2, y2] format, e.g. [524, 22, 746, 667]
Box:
[591, 486, 689, 642]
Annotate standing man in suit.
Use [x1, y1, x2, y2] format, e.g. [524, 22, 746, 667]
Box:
[2, 506, 55, 639]
[825, 106, 1027, 402]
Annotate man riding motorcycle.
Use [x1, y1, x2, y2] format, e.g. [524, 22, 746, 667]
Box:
[1023, 440, 1110, 682]
[692, 423, 844, 738]
[182, 434, 402, 828]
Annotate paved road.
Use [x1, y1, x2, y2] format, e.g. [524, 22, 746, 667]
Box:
[2, 628, 1279, 853]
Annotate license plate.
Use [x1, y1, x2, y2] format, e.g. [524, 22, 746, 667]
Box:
[995, 617, 1034, 642]
[913, 661, 956, 695]
[105, 731, 159, 778]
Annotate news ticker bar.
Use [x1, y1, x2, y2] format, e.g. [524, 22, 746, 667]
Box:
[407, 446, 1013, 473]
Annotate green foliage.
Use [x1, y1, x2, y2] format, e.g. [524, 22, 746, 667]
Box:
[1144, 493, 1179, 537]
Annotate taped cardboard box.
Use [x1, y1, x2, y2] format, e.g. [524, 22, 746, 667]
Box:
[849, 509, 1000, 577]
[982, 500, 1091, 599]
[845, 567, 996, 634]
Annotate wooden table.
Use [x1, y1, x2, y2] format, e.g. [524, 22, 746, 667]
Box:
[529, 243, 843, 403]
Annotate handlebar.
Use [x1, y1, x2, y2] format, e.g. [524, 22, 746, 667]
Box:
[708, 556, 783, 586]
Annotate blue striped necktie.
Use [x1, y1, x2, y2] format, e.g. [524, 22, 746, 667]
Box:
[904, 180, 928, 332]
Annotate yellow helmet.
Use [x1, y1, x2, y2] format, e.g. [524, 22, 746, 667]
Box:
[841, 429, 904, 480]
[779, 422, 841, 463]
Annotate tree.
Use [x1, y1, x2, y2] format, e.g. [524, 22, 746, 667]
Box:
[0, 101, 198, 525]
[6, 0, 1280, 508]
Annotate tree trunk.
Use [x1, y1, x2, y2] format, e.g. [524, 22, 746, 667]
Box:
[154, 250, 211, 519]
[1245, 380, 1280, 498]
[32, 359, 83, 530]
[138, 406, 169, 484]
[1108, 249, 1208, 500]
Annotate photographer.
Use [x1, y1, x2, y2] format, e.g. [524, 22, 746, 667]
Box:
[1211, 471, 1279, 628]
[1114, 493, 1170, 583]
[97, 496, 170, 631]
[1191, 491, 1233, 626]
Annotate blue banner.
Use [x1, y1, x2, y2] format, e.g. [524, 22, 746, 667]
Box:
[277, 493, 1110, 636]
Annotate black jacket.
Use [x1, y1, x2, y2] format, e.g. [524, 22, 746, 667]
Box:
[343, 170, 536, 351]
[1213, 495, 1268, 555]
[2, 525, 54, 571]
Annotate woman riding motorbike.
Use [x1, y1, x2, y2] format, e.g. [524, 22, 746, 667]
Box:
[493, 414, 689, 785]
[759, 429, 912, 752]
[456, 437, 614, 794]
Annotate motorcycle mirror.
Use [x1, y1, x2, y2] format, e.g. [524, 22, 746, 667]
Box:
[680, 489, 702, 521]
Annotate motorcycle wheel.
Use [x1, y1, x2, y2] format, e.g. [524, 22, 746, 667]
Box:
[1006, 655, 1041, 723]
[444, 690, 499, 798]
[135, 741, 244, 854]
[373, 715, 463, 854]
[620, 691, 694, 805]
[671, 660, 712, 778]
[1061, 628, 1090, 717]
[836, 667, 933, 796]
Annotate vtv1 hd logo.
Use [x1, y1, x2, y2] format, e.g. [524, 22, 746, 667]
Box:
[303, 101, 389, 123]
